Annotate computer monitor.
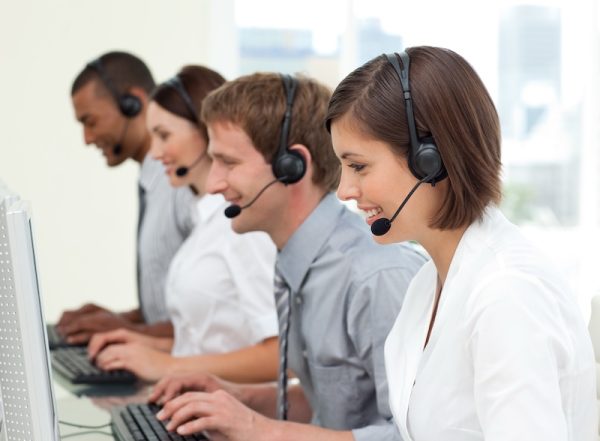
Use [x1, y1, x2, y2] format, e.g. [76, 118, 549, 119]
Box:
[0, 193, 60, 441]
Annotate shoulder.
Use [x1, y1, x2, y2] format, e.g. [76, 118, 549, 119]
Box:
[324, 207, 426, 285]
[454, 212, 577, 332]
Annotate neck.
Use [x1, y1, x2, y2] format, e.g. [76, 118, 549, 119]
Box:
[132, 126, 151, 164]
[418, 225, 468, 286]
[270, 187, 327, 250]
[189, 157, 212, 197]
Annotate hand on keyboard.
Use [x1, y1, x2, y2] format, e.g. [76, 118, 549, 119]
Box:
[57, 303, 137, 345]
[157, 389, 269, 441]
[116, 403, 208, 441]
[51, 347, 136, 384]
[88, 328, 166, 359]
[148, 372, 239, 405]
[93, 341, 174, 382]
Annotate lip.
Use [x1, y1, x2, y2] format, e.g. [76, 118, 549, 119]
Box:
[357, 205, 384, 226]
[365, 211, 384, 226]
[225, 197, 242, 206]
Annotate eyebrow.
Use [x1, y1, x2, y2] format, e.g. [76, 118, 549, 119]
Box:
[340, 152, 364, 160]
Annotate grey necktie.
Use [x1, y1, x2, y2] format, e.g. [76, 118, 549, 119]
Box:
[274, 269, 292, 420]
[136, 182, 147, 311]
[137, 182, 147, 236]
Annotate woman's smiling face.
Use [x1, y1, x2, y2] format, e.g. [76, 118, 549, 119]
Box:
[331, 114, 443, 244]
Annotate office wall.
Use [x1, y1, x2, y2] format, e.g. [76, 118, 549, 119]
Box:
[0, 0, 237, 321]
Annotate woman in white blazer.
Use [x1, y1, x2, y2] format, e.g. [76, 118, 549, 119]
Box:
[325, 46, 597, 440]
[87, 66, 279, 384]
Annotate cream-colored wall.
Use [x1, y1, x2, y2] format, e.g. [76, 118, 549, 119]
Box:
[0, 0, 236, 321]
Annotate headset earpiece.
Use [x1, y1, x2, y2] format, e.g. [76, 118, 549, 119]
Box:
[409, 137, 447, 183]
[118, 93, 142, 118]
[87, 58, 142, 119]
[386, 52, 447, 184]
[273, 149, 305, 184]
[272, 74, 306, 185]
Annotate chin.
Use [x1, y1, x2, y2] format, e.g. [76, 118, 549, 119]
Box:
[231, 217, 250, 234]
[369, 220, 410, 244]
[168, 176, 184, 187]
[231, 212, 266, 236]
[106, 157, 125, 167]
[372, 233, 397, 245]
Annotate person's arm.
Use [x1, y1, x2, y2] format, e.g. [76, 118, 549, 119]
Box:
[346, 265, 418, 441]
[57, 303, 109, 326]
[88, 328, 173, 358]
[241, 381, 311, 422]
[149, 371, 312, 423]
[58, 308, 173, 344]
[136, 320, 174, 338]
[157, 389, 351, 441]
[94, 342, 175, 382]
[171, 337, 279, 384]
[91, 336, 278, 384]
[119, 307, 144, 323]
[57, 309, 144, 344]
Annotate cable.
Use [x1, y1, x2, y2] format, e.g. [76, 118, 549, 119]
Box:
[59, 420, 111, 429]
[61, 429, 113, 439]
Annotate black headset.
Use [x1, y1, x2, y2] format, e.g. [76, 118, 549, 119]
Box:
[386, 52, 447, 184]
[164, 75, 198, 123]
[271, 74, 306, 185]
[86, 58, 142, 118]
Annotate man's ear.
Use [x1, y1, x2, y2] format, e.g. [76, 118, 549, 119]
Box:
[127, 86, 149, 106]
[281, 143, 311, 184]
[289, 143, 312, 168]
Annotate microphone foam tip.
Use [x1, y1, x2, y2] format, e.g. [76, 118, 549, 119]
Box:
[224, 205, 241, 218]
[371, 218, 391, 236]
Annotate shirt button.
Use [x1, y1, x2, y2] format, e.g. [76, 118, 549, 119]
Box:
[295, 296, 302, 305]
[302, 350, 308, 358]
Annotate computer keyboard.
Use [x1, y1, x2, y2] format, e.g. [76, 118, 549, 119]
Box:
[46, 324, 83, 350]
[111, 403, 208, 441]
[51, 346, 136, 384]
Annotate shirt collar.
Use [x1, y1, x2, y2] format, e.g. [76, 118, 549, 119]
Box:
[196, 193, 227, 224]
[276, 192, 344, 292]
[139, 155, 163, 192]
[443, 205, 506, 288]
[456, 205, 505, 255]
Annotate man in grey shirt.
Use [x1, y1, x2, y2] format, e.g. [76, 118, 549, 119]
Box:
[150, 72, 425, 440]
[57, 51, 194, 343]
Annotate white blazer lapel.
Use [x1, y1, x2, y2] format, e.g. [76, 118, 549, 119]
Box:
[385, 262, 436, 440]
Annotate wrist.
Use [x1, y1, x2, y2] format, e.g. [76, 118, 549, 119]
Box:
[255, 413, 281, 441]
[237, 384, 254, 407]
[120, 308, 143, 323]
[132, 322, 148, 334]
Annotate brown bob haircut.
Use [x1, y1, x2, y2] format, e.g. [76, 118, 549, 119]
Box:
[151, 65, 226, 143]
[201, 73, 340, 192]
[326, 46, 502, 230]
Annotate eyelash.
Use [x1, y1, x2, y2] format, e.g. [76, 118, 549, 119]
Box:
[219, 158, 236, 167]
[348, 163, 365, 172]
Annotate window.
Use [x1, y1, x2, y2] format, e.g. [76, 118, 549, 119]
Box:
[233, 0, 600, 312]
